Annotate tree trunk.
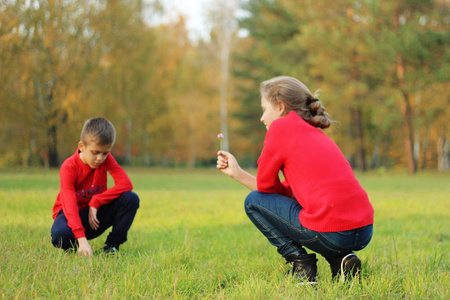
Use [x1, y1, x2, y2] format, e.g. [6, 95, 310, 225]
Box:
[370, 137, 382, 169]
[209, 1, 239, 153]
[48, 123, 59, 167]
[143, 131, 150, 166]
[437, 136, 449, 171]
[219, 43, 230, 152]
[380, 131, 392, 168]
[401, 91, 416, 174]
[414, 131, 420, 166]
[188, 114, 196, 168]
[396, 52, 416, 174]
[353, 107, 366, 172]
[27, 123, 37, 167]
[46, 79, 59, 168]
[125, 120, 132, 165]
[421, 123, 430, 170]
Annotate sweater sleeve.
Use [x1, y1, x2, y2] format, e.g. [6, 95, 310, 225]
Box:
[257, 144, 293, 198]
[88, 154, 133, 209]
[59, 162, 86, 239]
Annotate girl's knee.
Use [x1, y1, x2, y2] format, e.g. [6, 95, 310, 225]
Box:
[244, 190, 262, 211]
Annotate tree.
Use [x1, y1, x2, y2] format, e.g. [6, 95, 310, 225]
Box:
[206, 0, 241, 152]
[233, 0, 303, 164]
[0, 0, 98, 167]
[234, 0, 449, 173]
[87, 0, 157, 165]
[291, 0, 377, 172]
[367, 0, 449, 173]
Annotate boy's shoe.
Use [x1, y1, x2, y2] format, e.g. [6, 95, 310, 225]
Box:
[285, 253, 318, 285]
[103, 245, 119, 255]
[326, 252, 361, 282]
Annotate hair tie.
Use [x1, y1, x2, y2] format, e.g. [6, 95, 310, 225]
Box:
[308, 99, 319, 105]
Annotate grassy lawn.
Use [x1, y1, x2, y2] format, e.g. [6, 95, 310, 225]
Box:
[0, 168, 449, 299]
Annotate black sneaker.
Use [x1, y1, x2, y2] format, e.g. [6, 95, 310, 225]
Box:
[326, 253, 361, 282]
[103, 245, 119, 255]
[285, 254, 318, 285]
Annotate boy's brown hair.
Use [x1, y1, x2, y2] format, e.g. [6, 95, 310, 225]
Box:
[80, 118, 116, 145]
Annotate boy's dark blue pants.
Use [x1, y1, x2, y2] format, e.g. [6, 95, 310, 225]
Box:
[51, 191, 139, 250]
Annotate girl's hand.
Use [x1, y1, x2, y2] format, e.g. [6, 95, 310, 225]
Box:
[217, 151, 240, 178]
[217, 151, 257, 191]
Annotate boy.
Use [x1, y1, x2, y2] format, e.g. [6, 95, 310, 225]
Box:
[51, 118, 139, 257]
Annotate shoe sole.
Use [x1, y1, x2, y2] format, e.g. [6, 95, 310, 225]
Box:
[340, 253, 361, 283]
[287, 270, 318, 286]
[296, 281, 318, 287]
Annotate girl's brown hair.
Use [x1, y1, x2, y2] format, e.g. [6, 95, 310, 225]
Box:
[260, 76, 331, 129]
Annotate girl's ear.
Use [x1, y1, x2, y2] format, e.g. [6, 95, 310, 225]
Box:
[277, 101, 288, 116]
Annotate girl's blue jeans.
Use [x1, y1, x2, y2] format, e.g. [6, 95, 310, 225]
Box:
[244, 190, 373, 258]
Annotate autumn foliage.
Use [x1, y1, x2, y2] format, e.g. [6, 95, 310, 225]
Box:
[0, 0, 448, 172]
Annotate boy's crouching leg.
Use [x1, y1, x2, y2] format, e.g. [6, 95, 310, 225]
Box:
[120, 191, 140, 211]
[104, 191, 140, 249]
[51, 216, 76, 250]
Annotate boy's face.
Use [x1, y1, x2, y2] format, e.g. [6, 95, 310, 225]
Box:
[78, 138, 113, 169]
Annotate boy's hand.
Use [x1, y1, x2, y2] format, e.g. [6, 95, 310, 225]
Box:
[77, 237, 93, 257]
[88, 206, 100, 230]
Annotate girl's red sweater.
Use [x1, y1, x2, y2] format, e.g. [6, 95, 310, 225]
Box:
[257, 111, 374, 232]
[52, 150, 133, 239]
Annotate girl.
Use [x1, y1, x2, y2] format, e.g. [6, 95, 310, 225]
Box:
[217, 76, 374, 284]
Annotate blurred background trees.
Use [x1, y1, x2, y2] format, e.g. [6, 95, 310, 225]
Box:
[0, 0, 448, 172]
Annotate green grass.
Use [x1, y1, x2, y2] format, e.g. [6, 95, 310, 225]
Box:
[0, 168, 449, 299]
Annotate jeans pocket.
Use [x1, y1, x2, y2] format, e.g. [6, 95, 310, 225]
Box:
[335, 229, 357, 236]
[354, 224, 373, 250]
[300, 235, 346, 257]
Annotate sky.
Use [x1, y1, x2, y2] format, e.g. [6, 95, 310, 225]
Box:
[160, 0, 212, 40]
[149, 0, 249, 41]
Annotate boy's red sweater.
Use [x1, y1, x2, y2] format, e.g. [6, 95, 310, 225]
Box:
[52, 150, 133, 239]
[257, 111, 374, 232]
